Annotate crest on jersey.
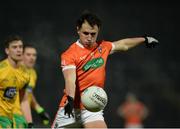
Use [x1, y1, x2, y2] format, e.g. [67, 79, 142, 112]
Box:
[98, 46, 102, 53]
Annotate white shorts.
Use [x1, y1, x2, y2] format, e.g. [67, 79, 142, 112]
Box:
[52, 107, 105, 128]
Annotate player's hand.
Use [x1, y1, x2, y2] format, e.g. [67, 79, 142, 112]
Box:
[28, 122, 34, 128]
[64, 95, 74, 118]
[38, 110, 50, 125]
[36, 107, 50, 125]
[144, 36, 159, 48]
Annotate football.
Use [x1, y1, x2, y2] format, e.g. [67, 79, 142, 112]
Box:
[81, 86, 108, 112]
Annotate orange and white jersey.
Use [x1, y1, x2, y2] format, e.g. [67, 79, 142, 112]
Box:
[59, 40, 114, 108]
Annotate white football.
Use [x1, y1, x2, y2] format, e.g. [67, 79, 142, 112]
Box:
[81, 86, 108, 112]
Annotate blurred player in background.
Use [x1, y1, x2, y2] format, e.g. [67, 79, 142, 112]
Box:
[52, 11, 159, 128]
[117, 92, 149, 128]
[0, 35, 32, 128]
[20, 44, 50, 126]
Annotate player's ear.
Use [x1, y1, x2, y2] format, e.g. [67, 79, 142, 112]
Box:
[77, 27, 80, 34]
[97, 27, 100, 32]
[5, 48, 9, 55]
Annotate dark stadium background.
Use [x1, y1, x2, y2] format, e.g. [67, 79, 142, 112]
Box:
[0, 0, 180, 128]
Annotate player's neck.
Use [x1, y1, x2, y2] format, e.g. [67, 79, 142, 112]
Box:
[79, 41, 97, 49]
[84, 44, 97, 49]
[7, 57, 20, 68]
[20, 61, 31, 69]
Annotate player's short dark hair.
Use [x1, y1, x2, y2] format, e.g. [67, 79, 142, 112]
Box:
[4, 35, 23, 48]
[76, 10, 102, 30]
[23, 44, 36, 49]
[23, 44, 36, 52]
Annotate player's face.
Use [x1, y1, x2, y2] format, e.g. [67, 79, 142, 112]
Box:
[5, 40, 23, 62]
[23, 47, 37, 68]
[77, 21, 99, 48]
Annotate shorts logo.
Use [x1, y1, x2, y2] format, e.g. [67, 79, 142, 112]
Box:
[82, 57, 104, 71]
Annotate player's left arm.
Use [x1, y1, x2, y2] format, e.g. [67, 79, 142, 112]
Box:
[112, 36, 159, 53]
[31, 93, 50, 125]
[117, 104, 126, 118]
[20, 88, 33, 127]
[141, 104, 149, 120]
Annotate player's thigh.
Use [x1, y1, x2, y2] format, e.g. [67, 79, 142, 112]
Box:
[84, 120, 107, 128]
[13, 114, 28, 128]
[0, 116, 13, 128]
[81, 109, 107, 128]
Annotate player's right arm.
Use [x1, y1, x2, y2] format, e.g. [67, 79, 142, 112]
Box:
[62, 68, 76, 118]
[61, 53, 76, 118]
[63, 68, 76, 99]
[61, 48, 77, 118]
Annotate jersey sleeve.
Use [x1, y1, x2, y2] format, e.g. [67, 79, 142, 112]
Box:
[61, 51, 76, 71]
[24, 71, 33, 93]
[101, 40, 115, 54]
[28, 69, 37, 89]
[22, 67, 38, 93]
[21, 68, 33, 93]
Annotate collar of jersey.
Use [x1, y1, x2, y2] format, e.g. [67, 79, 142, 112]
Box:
[76, 40, 98, 50]
[76, 40, 84, 48]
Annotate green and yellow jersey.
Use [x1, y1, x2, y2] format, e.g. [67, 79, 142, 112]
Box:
[12, 66, 37, 128]
[0, 59, 30, 119]
[13, 67, 37, 115]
